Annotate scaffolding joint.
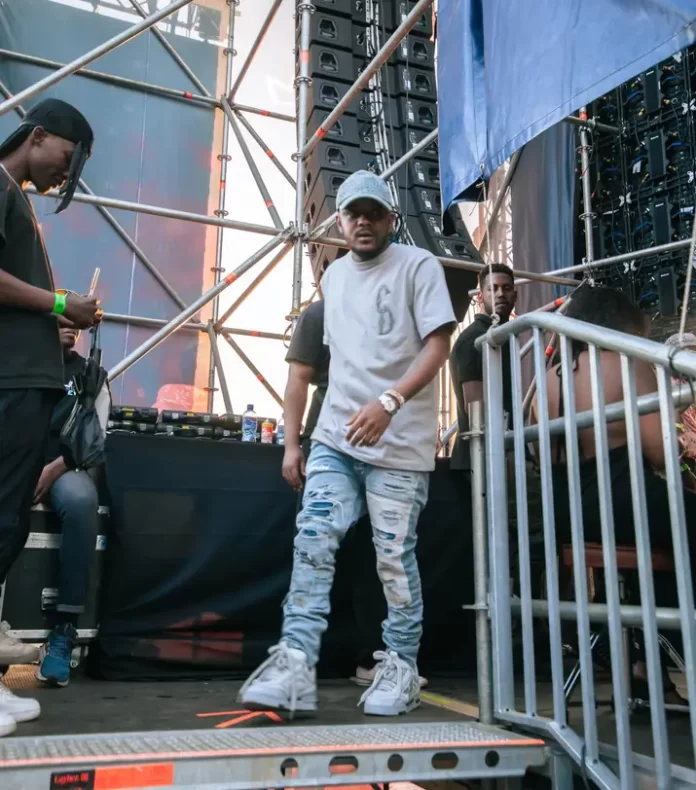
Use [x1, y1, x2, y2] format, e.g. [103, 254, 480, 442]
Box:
[214, 209, 230, 218]
[295, 3, 316, 14]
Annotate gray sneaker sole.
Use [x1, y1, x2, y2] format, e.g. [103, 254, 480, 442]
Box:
[363, 696, 421, 717]
[241, 691, 318, 713]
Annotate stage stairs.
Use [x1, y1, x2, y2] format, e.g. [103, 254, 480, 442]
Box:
[0, 720, 548, 789]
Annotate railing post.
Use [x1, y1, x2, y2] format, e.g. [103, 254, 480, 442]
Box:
[470, 400, 493, 726]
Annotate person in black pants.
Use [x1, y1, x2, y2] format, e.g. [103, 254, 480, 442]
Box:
[0, 99, 101, 734]
[282, 299, 426, 687]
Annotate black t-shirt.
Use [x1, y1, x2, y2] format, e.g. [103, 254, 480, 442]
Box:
[45, 351, 85, 463]
[449, 313, 513, 470]
[0, 167, 63, 390]
[285, 300, 330, 438]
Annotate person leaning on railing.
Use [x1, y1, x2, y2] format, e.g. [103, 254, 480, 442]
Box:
[664, 333, 696, 491]
[532, 285, 694, 708]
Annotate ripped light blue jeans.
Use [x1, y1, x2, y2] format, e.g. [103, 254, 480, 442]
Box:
[282, 441, 429, 668]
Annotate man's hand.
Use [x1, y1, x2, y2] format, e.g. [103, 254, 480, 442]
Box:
[33, 462, 64, 504]
[63, 294, 102, 329]
[346, 400, 392, 446]
[282, 444, 306, 490]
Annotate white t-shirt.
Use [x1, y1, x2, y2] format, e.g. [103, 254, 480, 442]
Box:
[312, 243, 456, 471]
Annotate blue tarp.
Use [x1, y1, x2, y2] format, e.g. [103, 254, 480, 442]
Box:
[438, 0, 696, 210]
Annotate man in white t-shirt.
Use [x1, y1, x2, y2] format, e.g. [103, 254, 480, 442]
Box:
[240, 171, 456, 716]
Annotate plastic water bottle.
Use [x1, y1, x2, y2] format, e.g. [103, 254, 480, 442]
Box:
[241, 404, 257, 443]
[276, 416, 285, 446]
[261, 418, 274, 444]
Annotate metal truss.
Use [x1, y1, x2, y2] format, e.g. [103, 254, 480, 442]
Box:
[0, 0, 624, 420]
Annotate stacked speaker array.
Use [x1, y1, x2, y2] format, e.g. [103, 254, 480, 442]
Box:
[579, 48, 696, 319]
[296, 0, 479, 319]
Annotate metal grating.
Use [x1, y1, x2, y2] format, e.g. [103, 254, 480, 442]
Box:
[0, 722, 545, 767]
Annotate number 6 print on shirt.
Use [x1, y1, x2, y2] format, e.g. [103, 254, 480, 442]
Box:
[376, 285, 395, 336]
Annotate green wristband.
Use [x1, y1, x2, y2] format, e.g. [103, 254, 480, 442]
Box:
[52, 292, 67, 316]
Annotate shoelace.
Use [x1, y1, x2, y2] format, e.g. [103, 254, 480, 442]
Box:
[358, 650, 405, 706]
[238, 642, 303, 717]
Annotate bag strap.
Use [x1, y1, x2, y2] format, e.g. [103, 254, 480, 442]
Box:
[89, 323, 102, 367]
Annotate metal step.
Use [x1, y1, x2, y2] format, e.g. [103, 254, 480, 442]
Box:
[0, 720, 547, 789]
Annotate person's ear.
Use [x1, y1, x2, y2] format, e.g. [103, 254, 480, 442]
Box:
[336, 213, 345, 236]
[476, 291, 483, 306]
[30, 127, 46, 146]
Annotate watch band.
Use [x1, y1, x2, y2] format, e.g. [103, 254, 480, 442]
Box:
[384, 388, 405, 408]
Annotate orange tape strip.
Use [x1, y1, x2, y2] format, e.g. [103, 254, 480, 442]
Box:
[317, 128, 327, 138]
[299, 49, 310, 63]
[94, 763, 173, 789]
[225, 273, 237, 284]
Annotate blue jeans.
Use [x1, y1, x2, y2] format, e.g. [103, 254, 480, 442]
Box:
[282, 441, 429, 668]
[49, 470, 99, 614]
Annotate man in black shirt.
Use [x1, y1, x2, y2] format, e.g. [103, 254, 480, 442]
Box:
[0, 100, 101, 733]
[450, 263, 516, 470]
[33, 319, 107, 688]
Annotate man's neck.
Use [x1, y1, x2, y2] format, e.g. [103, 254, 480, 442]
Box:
[0, 153, 29, 187]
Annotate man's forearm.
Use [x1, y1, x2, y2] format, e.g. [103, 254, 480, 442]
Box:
[0, 269, 54, 311]
[283, 378, 309, 449]
[394, 331, 451, 402]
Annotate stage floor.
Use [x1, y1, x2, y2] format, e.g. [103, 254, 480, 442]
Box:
[3, 668, 694, 777]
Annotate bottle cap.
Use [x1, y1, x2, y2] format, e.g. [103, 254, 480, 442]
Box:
[246, 404, 253, 411]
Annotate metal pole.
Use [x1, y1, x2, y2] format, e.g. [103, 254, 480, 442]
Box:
[0, 79, 187, 310]
[127, 0, 211, 98]
[220, 331, 284, 407]
[108, 231, 289, 380]
[0, 49, 218, 109]
[234, 110, 297, 189]
[470, 400, 493, 725]
[207, 322, 233, 415]
[292, 2, 313, 318]
[228, 0, 284, 102]
[104, 311, 285, 340]
[478, 149, 522, 257]
[564, 114, 619, 136]
[207, 0, 238, 413]
[28, 186, 280, 236]
[231, 103, 295, 124]
[301, 0, 435, 159]
[0, 0, 196, 117]
[578, 108, 595, 265]
[308, 127, 439, 240]
[214, 242, 293, 330]
[222, 98, 284, 229]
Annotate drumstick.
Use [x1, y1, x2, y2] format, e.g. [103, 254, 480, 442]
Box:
[88, 268, 100, 298]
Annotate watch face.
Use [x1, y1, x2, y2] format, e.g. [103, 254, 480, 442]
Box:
[381, 395, 398, 415]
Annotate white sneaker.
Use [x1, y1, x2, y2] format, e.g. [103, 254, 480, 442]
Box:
[359, 651, 421, 716]
[0, 710, 15, 737]
[0, 681, 40, 723]
[352, 663, 428, 689]
[0, 622, 39, 664]
[239, 641, 318, 714]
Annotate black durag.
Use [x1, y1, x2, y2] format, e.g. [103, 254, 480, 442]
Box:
[0, 98, 94, 213]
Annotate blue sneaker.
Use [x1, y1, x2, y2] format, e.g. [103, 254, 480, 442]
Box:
[36, 624, 77, 687]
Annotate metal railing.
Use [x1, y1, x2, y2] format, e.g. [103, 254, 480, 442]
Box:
[476, 310, 696, 788]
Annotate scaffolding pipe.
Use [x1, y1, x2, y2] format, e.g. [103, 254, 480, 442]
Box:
[29, 186, 280, 236]
[214, 242, 293, 331]
[301, 0, 435, 160]
[0, 79, 187, 310]
[220, 331, 284, 407]
[477, 149, 522, 257]
[108, 231, 289, 380]
[231, 103, 295, 124]
[0, 0, 196, 117]
[291, 2, 313, 317]
[578, 107, 595, 264]
[564, 114, 619, 136]
[127, 0, 211, 98]
[103, 312, 284, 340]
[228, 0, 283, 102]
[207, 321, 233, 415]
[207, 0, 238, 413]
[234, 110, 297, 189]
[222, 98, 284, 229]
[0, 49, 218, 108]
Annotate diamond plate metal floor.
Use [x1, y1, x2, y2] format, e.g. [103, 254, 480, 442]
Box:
[0, 721, 547, 790]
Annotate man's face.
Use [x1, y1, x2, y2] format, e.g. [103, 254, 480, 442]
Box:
[27, 128, 75, 194]
[480, 273, 516, 318]
[336, 199, 394, 259]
